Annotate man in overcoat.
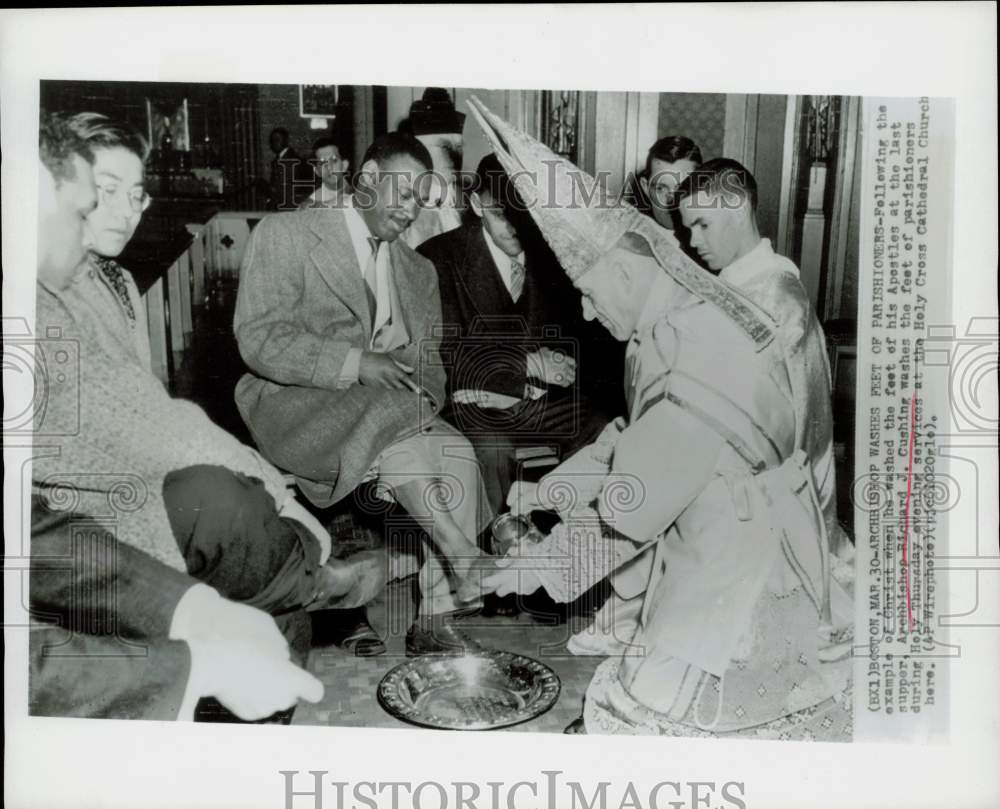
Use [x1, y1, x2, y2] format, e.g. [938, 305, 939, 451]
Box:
[234, 132, 492, 654]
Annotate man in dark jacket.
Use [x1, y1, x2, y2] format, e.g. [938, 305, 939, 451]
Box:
[419, 155, 611, 513]
[267, 127, 309, 210]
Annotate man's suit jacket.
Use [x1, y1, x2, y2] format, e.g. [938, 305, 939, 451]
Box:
[419, 222, 576, 398]
[234, 207, 447, 506]
[29, 499, 193, 720]
[29, 628, 190, 721]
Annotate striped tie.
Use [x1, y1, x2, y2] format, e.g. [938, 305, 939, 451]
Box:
[365, 236, 380, 327]
[509, 258, 525, 303]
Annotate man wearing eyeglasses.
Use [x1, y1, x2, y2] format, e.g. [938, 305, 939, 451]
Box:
[31, 112, 328, 722]
[300, 136, 350, 210]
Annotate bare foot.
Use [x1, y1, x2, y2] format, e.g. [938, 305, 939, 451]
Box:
[448, 544, 485, 579]
[454, 553, 500, 604]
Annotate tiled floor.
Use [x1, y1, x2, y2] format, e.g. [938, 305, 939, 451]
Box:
[294, 579, 604, 734]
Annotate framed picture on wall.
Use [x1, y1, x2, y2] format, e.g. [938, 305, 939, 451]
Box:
[299, 84, 339, 118]
[146, 97, 190, 150]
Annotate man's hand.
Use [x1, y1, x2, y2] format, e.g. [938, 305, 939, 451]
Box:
[187, 640, 324, 721]
[358, 352, 414, 389]
[506, 481, 542, 516]
[526, 347, 577, 387]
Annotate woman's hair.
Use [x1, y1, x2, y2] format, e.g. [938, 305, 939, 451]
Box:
[67, 112, 151, 162]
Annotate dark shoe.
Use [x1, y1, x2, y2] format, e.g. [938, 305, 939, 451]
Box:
[482, 593, 520, 618]
[339, 615, 386, 657]
[194, 697, 295, 725]
[405, 613, 481, 657]
[563, 715, 587, 734]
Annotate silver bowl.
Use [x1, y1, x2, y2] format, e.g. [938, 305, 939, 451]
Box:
[489, 512, 533, 556]
[377, 650, 561, 731]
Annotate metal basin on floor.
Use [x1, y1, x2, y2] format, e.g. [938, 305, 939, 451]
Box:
[377, 650, 561, 731]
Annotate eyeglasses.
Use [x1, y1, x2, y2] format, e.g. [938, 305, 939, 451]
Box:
[95, 183, 152, 214]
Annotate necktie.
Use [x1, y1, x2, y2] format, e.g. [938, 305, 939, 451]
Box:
[365, 236, 380, 327]
[508, 258, 525, 303]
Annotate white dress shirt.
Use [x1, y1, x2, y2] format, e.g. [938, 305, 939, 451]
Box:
[482, 225, 526, 299]
[451, 227, 543, 409]
[302, 184, 346, 209]
[338, 197, 395, 385]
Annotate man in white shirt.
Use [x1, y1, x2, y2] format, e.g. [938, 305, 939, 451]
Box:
[299, 136, 349, 209]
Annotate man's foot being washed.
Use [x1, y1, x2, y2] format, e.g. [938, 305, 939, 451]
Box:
[453, 552, 502, 606]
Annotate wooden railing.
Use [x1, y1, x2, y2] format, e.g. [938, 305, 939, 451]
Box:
[144, 211, 264, 387]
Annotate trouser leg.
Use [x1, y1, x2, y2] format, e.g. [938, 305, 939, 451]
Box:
[510, 388, 610, 457]
[444, 392, 610, 514]
[161, 465, 323, 616]
[378, 422, 494, 616]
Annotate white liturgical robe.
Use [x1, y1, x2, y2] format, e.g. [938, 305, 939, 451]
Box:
[515, 238, 852, 738]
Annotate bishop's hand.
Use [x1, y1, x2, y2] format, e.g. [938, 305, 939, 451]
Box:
[506, 481, 542, 516]
[454, 554, 505, 604]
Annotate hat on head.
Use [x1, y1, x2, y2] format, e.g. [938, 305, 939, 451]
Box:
[466, 95, 778, 349]
[409, 88, 466, 137]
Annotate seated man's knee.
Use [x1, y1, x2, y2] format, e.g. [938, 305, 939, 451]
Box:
[163, 465, 272, 521]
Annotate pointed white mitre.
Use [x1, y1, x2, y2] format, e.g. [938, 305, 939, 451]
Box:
[466, 95, 645, 282]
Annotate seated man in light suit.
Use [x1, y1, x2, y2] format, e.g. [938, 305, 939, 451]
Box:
[234, 132, 493, 656]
